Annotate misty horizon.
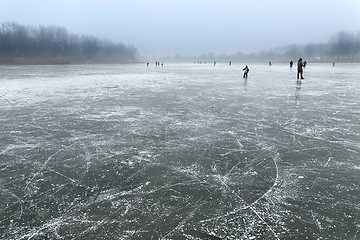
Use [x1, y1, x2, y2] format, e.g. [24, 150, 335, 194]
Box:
[1, 21, 359, 64]
[1, 0, 360, 57]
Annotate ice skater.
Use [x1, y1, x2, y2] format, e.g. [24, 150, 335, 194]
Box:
[243, 65, 249, 78]
[297, 58, 304, 80]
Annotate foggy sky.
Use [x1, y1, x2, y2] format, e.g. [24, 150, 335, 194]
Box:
[1, 0, 360, 57]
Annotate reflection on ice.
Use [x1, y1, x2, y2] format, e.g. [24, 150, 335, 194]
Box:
[0, 63, 359, 239]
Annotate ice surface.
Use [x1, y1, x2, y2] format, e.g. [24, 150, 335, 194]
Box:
[0, 63, 359, 239]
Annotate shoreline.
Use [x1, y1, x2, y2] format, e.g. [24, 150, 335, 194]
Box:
[0, 57, 141, 66]
[1, 59, 360, 66]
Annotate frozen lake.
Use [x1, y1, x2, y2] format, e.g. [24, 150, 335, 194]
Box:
[0, 63, 359, 239]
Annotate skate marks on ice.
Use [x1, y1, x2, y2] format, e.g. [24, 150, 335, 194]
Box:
[0, 63, 359, 239]
[0, 110, 284, 239]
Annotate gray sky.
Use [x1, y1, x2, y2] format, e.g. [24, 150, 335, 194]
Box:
[1, 0, 360, 57]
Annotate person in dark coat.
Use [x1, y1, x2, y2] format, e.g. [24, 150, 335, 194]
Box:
[297, 58, 304, 79]
[243, 65, 249, 78]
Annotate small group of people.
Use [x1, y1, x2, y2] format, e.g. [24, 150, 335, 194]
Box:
[146, 62, 163, 67]
[242, 58, 307, 80]
[147, 60, 308, 81]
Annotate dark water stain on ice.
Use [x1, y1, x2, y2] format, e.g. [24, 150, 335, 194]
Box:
[0, 63, 359, 239]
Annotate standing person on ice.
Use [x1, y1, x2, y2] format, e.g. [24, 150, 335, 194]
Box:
[243, 65, 249, 78]
[297, 58, 304, 80]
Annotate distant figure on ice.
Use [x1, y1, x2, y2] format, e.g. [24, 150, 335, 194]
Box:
[290, 60, 293, 68]
[214, 62, 216, 66]
[229, 61, 232, 66]
[147, 62, 149, 67]
[243, 65, 249, 78]
[303, 60, 308, 68]
[269, 61, 272, 66]
[297, 58, 304, 80]
[333, 62, 335, 66]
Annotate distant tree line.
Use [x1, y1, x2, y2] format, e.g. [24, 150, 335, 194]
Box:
[161, 31, 360, 63]
[0, 22, 139, 64]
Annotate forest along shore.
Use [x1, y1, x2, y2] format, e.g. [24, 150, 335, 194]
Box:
[0, 22, 139, 65]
